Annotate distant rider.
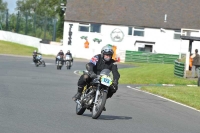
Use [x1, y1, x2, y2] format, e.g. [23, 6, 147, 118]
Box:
[55, 50, 64, 64]
[32, 50, 42, 63]
[65, 50, 73, 64]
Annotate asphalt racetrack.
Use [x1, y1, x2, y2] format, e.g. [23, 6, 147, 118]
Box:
[0, 55, 200, 133]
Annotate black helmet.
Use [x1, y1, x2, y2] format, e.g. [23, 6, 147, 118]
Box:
[101, 45, 114, 61]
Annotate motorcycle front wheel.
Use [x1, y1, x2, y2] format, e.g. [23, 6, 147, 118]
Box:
[66, 61, 70, 69]
[35, 63, 39, 67]
[92, 91, 107, 119]
[76, 100, 86, 115]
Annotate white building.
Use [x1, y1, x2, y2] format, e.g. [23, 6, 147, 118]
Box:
[63, 0, 200, 61]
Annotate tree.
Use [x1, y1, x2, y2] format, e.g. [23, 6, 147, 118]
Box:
[16, 0, 61, 17]
[56, 3, 65, 39]
[0, 0, 7, 11]
[0, 0, 8, 30]
[14, 0, 66, 40]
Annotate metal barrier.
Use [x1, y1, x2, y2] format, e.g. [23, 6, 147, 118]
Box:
[174, 60, 185, 77]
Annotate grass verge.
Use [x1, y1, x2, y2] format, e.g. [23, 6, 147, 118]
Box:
[0, 40, 37, 56]
[119, 62, 197, 85]
[141, 86, 200, 110]
[0, 40, 88, 60]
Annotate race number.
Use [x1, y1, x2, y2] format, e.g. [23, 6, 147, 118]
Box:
[101, 76, 112, 86]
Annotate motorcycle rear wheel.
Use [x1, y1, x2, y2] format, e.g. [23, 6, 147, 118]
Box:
[92, 91, 107, 119]
[35, 63, 39, 67]
[42, 61, 46, 67]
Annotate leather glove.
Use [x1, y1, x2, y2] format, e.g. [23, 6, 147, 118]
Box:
[88, 71, 97, 79]
[112, 79, 118, 92]
[112, 79, 118, 87]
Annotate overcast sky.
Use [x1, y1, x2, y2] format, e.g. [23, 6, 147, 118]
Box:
[4, 0, 17, 13]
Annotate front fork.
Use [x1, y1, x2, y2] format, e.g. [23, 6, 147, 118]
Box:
[93, 84, 100, 105]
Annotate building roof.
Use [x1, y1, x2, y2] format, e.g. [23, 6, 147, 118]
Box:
[65, 0, 200, 29]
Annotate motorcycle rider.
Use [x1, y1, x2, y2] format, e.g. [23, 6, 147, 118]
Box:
[55, 50, 64, 64]
[72, 45, 120, 103]
[32, 50, 42, 63]
[65, 50, 73, 65]
[65, 50, 73, 59]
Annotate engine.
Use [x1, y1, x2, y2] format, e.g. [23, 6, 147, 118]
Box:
[82, 87, 95, 106]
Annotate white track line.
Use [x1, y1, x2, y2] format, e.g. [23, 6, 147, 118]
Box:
[74, 70, 81, 76]
[127, 86, 200, 113]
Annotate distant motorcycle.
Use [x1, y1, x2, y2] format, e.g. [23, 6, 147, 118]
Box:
[65, 55, 73, 69]
[33, 54, 46, 67]
[56, 55, 64, 70]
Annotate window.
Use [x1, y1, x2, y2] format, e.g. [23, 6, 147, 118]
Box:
[134, 27, 144, 36]
[128, 27, 132, 35]
[79, 23, 101, 33]
[128, 27, 144, 37]
[79, 23, 89, 32]
[174, 30, 181, 39]
[90, 24, 101, 33]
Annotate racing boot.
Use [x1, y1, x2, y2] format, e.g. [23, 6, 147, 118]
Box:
[72, 86, 83, 101]
[72, 92, 81, 101]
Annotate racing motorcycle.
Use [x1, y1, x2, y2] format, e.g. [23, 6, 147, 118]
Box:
[33, 54, 46, 67]
[75, 69, 116, 119]
[65, 55, 73, 69]
[56, 55, 64, 70]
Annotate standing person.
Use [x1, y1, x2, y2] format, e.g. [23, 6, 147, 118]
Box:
[191, 49, 200, 78]
[72, 45, 120, 106]
[189, 53, 193, 70]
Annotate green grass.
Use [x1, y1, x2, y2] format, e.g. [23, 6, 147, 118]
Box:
[118, 62, 197, 85]
[141, 86, 200, 110]
[0, 40, 37, 56]
[0, 40, 88, 60]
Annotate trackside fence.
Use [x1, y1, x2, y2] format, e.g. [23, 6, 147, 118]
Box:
[125, 51, 178, 64]
[174, 60, 185, 77]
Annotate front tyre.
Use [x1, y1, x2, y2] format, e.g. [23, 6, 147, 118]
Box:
[76, 101, 86, 115]
[92, 91, 107, 119]
[66, 61, 70, 69]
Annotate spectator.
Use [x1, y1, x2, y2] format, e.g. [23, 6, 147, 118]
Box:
[191, 49, 200, 78]
[189, 53, 193, 70]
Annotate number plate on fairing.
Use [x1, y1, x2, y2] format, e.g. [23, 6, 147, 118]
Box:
[101, 75, 112, 86]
